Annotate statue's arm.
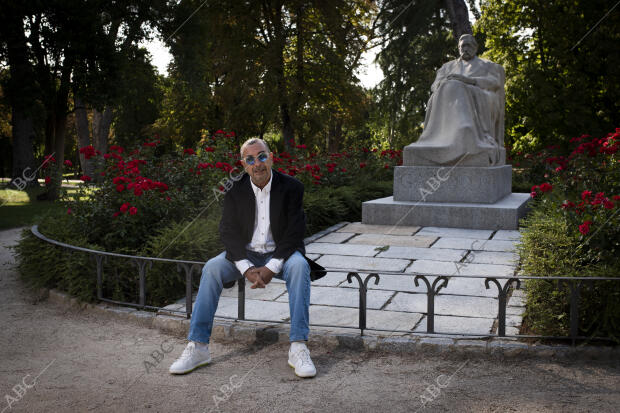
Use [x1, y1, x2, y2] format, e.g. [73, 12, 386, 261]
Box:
[470, 63, 504, 91]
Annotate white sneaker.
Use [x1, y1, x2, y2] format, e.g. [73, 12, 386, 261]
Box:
[288, 342, 316, 378]
[169, 341, 211, 374]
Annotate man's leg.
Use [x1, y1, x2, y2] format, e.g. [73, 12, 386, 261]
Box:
[280, 251, 315, 378]
[280, 251, 311, 341]
[170, 251, 241, 374]
[188, 251, 242, 343]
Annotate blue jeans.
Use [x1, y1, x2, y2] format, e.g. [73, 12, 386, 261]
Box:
[188, 250, 311, 343]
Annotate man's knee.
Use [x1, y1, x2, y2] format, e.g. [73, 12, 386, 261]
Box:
[201, 253, 229, 282]
[284, 252, 310, 277]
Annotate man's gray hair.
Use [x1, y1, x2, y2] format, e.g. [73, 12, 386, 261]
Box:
[459, 34, 478, 48]
[240, 138, 270, 157]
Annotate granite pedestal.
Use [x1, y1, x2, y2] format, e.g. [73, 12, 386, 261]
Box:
[363, 161, 530, 229]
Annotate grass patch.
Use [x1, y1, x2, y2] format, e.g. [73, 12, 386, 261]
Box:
[0, 185, 82, 230]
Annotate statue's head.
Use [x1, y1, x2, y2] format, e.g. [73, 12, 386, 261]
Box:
[458, 34, 478, 61]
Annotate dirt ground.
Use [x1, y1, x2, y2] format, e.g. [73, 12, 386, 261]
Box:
[1, 227, 619, 413]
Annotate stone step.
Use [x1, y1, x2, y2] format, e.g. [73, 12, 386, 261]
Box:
[362, 193, 531, 230]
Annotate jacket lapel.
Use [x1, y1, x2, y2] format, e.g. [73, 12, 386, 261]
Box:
[241, 174, 256, 241]
[269, 170, 283, 240]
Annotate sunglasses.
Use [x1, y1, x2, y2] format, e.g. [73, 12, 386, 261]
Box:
[243, 152, 269, 165]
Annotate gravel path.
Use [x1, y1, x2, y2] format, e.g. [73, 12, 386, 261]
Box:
[1, 227, 619, 412]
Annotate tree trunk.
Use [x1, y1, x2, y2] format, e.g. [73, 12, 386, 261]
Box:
[45, 60, 72, 201]
[92, 105, 112, 155]
[10, 108, 38, 189]
[444, 0, 472, 39]
[273, 3, 295, 148]
[74, 96, 94, 178]
[4, 10, 38, 188]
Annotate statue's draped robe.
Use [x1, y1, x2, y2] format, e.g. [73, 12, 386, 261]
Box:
[416, 56, 505, 165]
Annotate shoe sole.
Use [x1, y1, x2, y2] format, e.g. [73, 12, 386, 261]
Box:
[169, 359, 211, 375]
[287, 360, 316, 378]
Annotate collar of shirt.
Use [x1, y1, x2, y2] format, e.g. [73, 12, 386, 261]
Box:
[249, 169, 273, 196]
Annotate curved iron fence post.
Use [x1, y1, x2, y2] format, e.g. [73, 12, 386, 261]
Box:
[414, 275, 449, 334]
[238, 278, 246, 320]
[91, 253, 107, 300]
[177, 263, 201, 319]
[347, 272, 380, 335]
[131, 258, 153, 308]
[558, 280, 583, 346]
[485, 277, 520, 337]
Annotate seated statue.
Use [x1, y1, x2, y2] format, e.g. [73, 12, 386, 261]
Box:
[405, 34, 506, 166]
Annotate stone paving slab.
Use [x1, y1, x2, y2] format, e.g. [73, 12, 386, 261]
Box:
[221, 283, 287, 301]
[336, 222, 420, 235]
[431, 237, 517, 252]
[355, 274, 498, 298]
[346, 233, 437, 248]
[492, 230, 521, 241]
[406, 260, 515, 277]
[213, 296, 290, 321]
[376, 246, 467, 262]
[415, 227, 494, 239]
[436, 277, 501, 298]
[311, 271, 349, 287]
[386, 292, 499, 318]
[468, 251, 518, 266]
[277, 286, 394, 310]
[316, 254, 410, 272]
[314, 232, 356, 243]
[306, 242, 380, 257]
[310, 305, 423, 331]
[414, 315, 495, 335]
[365, 274, 421, 293]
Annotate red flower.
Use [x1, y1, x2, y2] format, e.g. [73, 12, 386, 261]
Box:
[295, 144, 307, 149]
[204, 147, 215, 152]
[603, 200, 614, 209]
[539, 183, 553, 193]
[44, 176, 51, 185]
[578, 220, 592, 235]
[110, 145, 124, 153]
[116, 184, 125, 192]
[67, 208, 72, 215]
[120, 203, 130, 213]
[384, 163, 390, 169]
[581, 190, 592, 201]
[183, 148, 196, 155]
[113, 212, 120, 217]
[613, 195, 620, 201]
[80, 175, 92, 182]
[79, 145, 97, 160]
[129, 206, 137, 215]
[561, 201, 575, 209]
[64, 160, 73, 167]
[530, 191, 537, 198]
[359, 162, 367, 168]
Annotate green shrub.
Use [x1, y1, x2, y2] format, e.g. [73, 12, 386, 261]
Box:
[139, 212, 223, 306]
[13, 211, 98, 302]
[519, 205, 620, 341]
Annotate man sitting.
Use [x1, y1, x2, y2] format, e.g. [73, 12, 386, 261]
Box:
[169, 137, 321, 378]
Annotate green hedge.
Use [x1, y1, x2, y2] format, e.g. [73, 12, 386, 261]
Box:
[519, 205, 620, 342]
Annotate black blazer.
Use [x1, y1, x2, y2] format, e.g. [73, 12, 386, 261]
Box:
[219, 169, 326, 281]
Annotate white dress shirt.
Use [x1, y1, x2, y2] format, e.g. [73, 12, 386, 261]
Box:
[234, 173, 284, 275]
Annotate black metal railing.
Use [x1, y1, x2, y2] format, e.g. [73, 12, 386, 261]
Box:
[31, 225, 619, 345]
